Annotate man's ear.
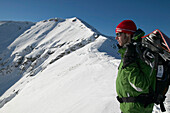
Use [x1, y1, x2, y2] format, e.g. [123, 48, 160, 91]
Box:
[125, 33, 132, 42]
[125, 33, 131, 38]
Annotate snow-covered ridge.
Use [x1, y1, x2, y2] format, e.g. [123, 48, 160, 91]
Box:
[0, 17, 102, 94]
[0, 17, 119, 111]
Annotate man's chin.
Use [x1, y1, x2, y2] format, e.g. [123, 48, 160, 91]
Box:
[119, 43, 123, 46]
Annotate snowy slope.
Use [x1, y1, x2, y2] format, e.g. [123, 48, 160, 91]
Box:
[0, 35, 121, 113]
[0, 21, 35, 96]
[0, 17, 101, 97]
[0, 17, 169, 113]
[0, 21, 34, 53]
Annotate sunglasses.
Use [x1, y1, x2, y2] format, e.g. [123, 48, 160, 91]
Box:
[116, 32, 123, 37]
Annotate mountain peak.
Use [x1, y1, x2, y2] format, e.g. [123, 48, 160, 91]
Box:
[0, 17, 120, 113]
[0, 17, 106, 95]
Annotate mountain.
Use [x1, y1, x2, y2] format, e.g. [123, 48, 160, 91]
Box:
[0, 17, 169, 113]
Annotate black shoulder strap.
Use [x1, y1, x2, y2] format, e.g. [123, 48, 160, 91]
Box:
[160, 102, 166, 112]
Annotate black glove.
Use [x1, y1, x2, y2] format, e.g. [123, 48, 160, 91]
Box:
[122, 43, 137, 68]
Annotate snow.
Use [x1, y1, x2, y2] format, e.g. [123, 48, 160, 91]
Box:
[0, 21, 34, 54]
[0, 17, 169, 113]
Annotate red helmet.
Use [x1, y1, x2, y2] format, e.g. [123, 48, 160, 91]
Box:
[116, 20, 137, 34]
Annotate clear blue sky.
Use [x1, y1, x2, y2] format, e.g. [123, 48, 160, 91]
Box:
[0, 0, 169, 37]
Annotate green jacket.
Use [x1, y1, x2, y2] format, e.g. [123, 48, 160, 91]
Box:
[116, 47, 156, 113]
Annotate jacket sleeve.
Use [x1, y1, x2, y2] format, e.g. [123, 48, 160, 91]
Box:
[125, 60, 154, 93]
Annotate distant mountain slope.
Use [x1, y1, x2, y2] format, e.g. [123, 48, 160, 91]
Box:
[0, 17, 105, 96]
[0, 21, 34, 53]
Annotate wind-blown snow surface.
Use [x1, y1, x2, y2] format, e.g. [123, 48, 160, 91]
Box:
[0, 17, 169, 113]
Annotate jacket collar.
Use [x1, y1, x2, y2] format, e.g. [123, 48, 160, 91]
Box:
[117, 44, 126, 58]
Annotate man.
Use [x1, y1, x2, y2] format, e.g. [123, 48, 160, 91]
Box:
[115, 20, 156, 113]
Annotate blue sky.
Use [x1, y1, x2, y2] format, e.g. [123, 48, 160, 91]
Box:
[0, 0, 169, 37]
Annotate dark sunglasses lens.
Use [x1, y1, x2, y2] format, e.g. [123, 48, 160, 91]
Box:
[116, 32, 121, 37]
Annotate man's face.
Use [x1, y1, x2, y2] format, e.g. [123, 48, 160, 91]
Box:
[115, 32, 129, 46]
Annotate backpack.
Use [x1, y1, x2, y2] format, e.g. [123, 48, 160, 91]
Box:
[134, 29, 170, 112]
